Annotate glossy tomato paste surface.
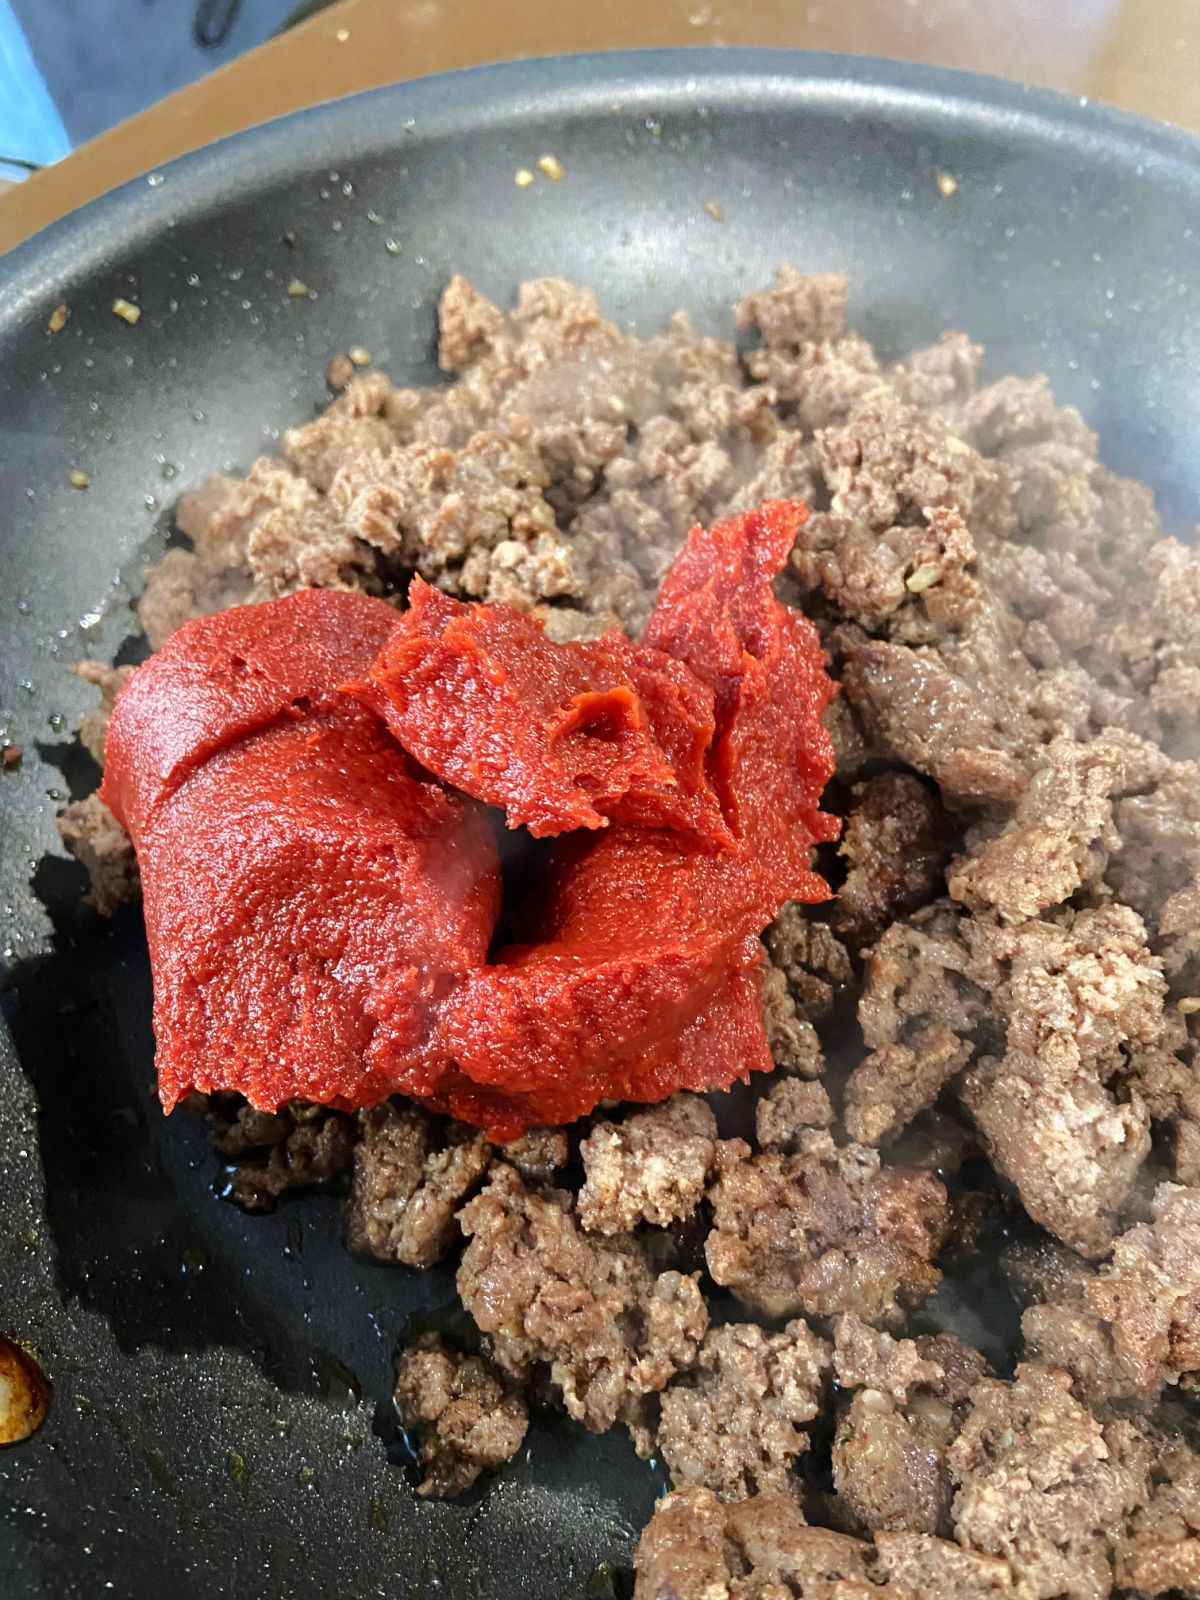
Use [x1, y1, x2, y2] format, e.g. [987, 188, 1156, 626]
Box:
[103, 502, 838, 1136]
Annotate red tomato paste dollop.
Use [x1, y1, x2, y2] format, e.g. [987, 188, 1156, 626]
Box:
[102, 501, 838, 1136]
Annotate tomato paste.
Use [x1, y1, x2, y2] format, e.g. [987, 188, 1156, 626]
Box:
[101, 591, 501, 1111]
[102, 501, 838, 1135]
[419, 501, 840, 1133]
[349, 576, 732, 847]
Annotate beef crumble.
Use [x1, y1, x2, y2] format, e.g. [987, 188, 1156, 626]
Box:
[344, 1102, 491, 1268]
[393, 1332, 528, 1497]
[58, 267, 1200, 1589]
[1020, 1182, 1200, 1407]
[655, 1318, 831, 1500]
[577, 1093, 717, 1234]
[185, 1093, 356, 1212]
[834, 771, 958, 955]
[456, 1163, 707, 1451]
[704, 1132, 950, 1327]
[830, 1316, 989, 1540]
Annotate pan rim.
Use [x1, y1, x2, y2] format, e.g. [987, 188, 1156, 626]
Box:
[2, 45, 1199, 328]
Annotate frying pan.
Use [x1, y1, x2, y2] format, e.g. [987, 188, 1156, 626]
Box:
[1, 49, 1199, 1600]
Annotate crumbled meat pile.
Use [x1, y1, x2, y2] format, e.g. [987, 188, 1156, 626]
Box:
[60, 267, 1200, 1594]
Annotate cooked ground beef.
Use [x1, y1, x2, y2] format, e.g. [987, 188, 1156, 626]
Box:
[393, 1332, 528, 1498]
[457, 1163, 707, 1451]
[1020, 1182, 1200, 1407]
[755, 1077, 834, 1153]
[655, 1318, 830, 1500]
[185, 1093, 356, 1211]
[704, 1132, 950, 1327]
[56, 791, 139, 915]
[70, 659, 132, 765]
[632, 1486, 1026, 1599]
[959, 903, 1161, 1257]
[845, 900, 986, 1147]
[59, 268, 1200, 1581]
[834, 771, 958, 955]
[344, 1101, 490, 1268]
[495, 1125, 569, 1187]
[577, 1093, 717, 1234]
[948, 1363, 1147, 1599]
[763, 904, 854, 1027]
[1116, 1434, 1200, 1596]
[633, 1486, 877, 1600]
[830, 1316, 989, 1539]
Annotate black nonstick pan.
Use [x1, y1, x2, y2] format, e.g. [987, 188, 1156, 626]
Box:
[1, 49, 1199, 1600]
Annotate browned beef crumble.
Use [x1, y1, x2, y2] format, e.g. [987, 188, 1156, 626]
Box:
[633, 1485, 877, 1600]
[184, 1093, 356, 1212]
[1020, 1182, 1200, 1409]
[344, 1102, 491, 1267]
[959, 902, 1162, 1257]
[845, 900, 986, 1148]
[830, 1316, 989, 1540]
[495, 1124, 569, 1186]
[632, 1485, 1025, 1599]
[834, 771, 958, 955]
[60, 268, 1200, 1587]
[948, 1363, 1148, 1600]
[755, 1077, 834, 1154]
[1116, 1433, 1200, 1596]
[393, 1332, 528, 1498]
[654, 1318, 831, 1500]
[57, 791, 139, 916]
[763, 905, 854, 1029]
[456, 1163, 707, 1451]
[704, 1132, 951, 1327]
[71, 659, 132, 765]
[577, 1093, 717, 1234]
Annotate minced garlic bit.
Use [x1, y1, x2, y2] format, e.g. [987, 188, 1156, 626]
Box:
[905, 564, 940, 592]
[48, 304, 69, 333]
[335, 27, 350, 41]
[536, 154, 564, 181]
[287, 279, 310, 297]
[514, 168, 535, 189]
[936, 171, 959, 197]
[68, 469, 91, 490]
[111, 298, 141, 324]
[348, 346, 372, 367]
[704, 200, 723, 220]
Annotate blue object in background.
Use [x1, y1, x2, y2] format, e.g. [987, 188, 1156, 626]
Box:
[12, 0, 300, 150]
[0, 0, 71, 182]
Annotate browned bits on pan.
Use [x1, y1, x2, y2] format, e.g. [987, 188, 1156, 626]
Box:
[0, 1334, 51, 1444]
[1, 745, 21, 770]
[48, 304, 69, 333]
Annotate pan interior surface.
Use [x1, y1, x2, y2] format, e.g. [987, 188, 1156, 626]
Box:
[0, 49, 1198, 1600]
